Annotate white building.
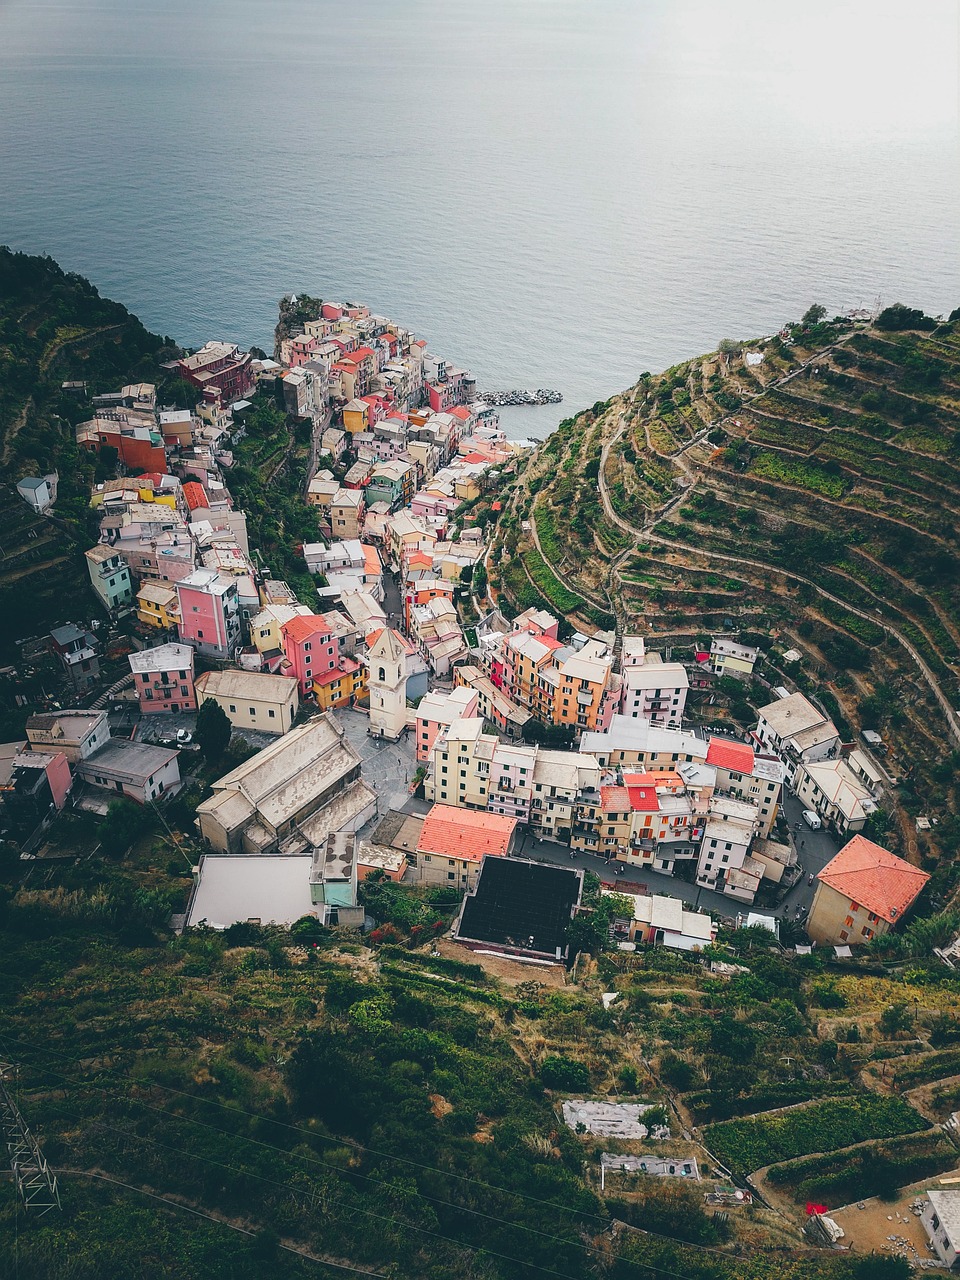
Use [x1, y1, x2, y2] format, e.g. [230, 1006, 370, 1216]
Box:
[619, 649, 689, 728]
[755, 691, 840, 780]
[922, 1191, 960, 1269]
[366, 627, 407, 741]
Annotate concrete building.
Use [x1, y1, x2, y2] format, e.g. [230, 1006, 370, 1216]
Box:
[137, 582, 180, 632]
[17, 474, 57, 513]
[77, 739, 181, 805]
[129, 643, 197, 714]
[603, 891, 717, 952]
[195, 669, 299, 735]
[756, 692, 840, 780]
[176, 568, 242, 661]
[415, 687, 479, 761]
[807, 835, 929, 947]
[309, 831, 365, 928]
[196, 714, 376, 856]
[49, 624, 100, 689]
[922, 1191, 960, 1269]
[711, 638, 759, 679]
[795, 758, 877, 836]
[454, 857, 584, 964]
[280, 614, 338, 697]
[25, 710, 109, 764]
[412, 803, 517, 890]
[329, 489, 365, 540]
[1, 748, 72, 830]
[85, 545, 135, 613]
[620, 644, 689, 728]
[365, 627, 407, 740]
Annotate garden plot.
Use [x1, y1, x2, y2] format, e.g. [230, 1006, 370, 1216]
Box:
[562, 1100, 669, 1139]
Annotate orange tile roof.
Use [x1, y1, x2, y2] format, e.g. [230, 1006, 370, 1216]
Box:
[417, 803, 517, 863]
[312, 657, 361, 687]
[600, 785, 632, 813]
[281, 614, 332, 644]
[182, 481, 208, 511]
[362, 545, 382, 576]
[706, 737, 755, 774]
[817, 835, 929, 925]
[449, 406, 471, 420]
[621, 771, 661, 811]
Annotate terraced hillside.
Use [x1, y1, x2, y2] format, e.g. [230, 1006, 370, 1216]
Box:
[492, 305, 960, 867]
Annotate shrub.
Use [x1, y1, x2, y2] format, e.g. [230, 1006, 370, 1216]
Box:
[540, 1055, 590, 1091]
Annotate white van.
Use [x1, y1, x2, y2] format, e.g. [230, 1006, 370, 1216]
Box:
[801, 809, 822, 830]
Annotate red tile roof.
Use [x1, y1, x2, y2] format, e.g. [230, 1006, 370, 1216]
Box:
[817, 835, 930, 925]
[706, 737, 755, 774]
[449, 406, 472, 420]
[281, 614, 332, 644]
[621, 772, 661, 811]
[182, 481, 208, 511]
[417, 803, 517, 863]
[312, 657, 361, 687]
[462, 452, 487, 464]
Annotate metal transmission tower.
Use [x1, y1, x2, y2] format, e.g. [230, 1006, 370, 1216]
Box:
[0, 1061, 61, 1215]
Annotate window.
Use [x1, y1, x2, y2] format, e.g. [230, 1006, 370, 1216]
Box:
[839, 929, 849, 941]
[197, 630, 203, 639]
[229, 704, 236, 713]
[249, 707, 256, 716]
[378, 667, 386, 681]
[268, 709, 275, 719]
[844, 915, 854, 928]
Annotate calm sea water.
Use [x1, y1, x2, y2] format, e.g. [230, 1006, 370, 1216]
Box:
[1, 0, 957, 438]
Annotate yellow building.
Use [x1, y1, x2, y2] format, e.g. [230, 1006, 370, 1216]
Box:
[342, 399, 369, 434]
[807, 835, 929, 947]
[195, 669, 299, 736]
[312, 658, 366, 711]
[137, 582, 180, 630]
[424, 717, 496, 810]
[250, 603, 311, 660]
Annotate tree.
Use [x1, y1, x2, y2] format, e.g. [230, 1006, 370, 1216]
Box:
[876, 303, 935, 332]
[99, 798, 143, 856]
[195, 698, 232, 760]
[801, 303, 827, 327]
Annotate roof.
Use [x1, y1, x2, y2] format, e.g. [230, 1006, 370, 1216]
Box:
[187, 854, 314, 929]
[926, 1192, 960, 1248]
[600, 785, 631, 814]
[85, 543, 123, 564]
[606, 891, 715, 943]
[758, 691, 827, 737]
[198, 714, 361, 832]
[706, 737, 755, 774]
[129, 643, 193, 674]
[78, 738, 179, 783]
[183, 481, 209, 510]
[816, 835, 929, 924]
[455, 856, 582, 958]
[282, 614, 332, 644]
[621, 772, 661, 811]
[417, 803, 517, 863]
[196, 669, 297, 701]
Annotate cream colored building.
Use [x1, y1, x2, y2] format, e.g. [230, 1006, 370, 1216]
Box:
[365, 627, 407, 740]
[330, 488, 364, 540]
[807, 835, 929, 947]
[424, 717, 497, 810]
[195, 669, 299, 735]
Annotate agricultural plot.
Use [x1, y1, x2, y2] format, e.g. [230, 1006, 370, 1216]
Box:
[706, 1096, 927, 1178]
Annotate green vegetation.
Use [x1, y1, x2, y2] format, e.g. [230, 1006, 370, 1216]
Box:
[707, 1096, 926, 1177]
[766, 1130, 956, 1205]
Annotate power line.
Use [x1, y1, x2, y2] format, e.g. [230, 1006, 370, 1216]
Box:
[0, 1033, 734, 1280]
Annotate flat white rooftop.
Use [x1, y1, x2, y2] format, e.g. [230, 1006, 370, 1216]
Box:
[187, 854, 313, 929]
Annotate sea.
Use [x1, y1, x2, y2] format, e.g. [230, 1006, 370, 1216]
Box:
[1, 0, 958, 440]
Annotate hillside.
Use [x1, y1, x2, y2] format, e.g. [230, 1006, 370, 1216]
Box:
[0, 248, 178, 652]
[493, 304, 960, 876]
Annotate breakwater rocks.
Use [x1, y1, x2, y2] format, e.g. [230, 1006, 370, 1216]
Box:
[478, 389, 562, 406]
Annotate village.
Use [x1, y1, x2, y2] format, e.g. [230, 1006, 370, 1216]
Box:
[5, 298, 924, 968]
[7, 293, 960, 1275]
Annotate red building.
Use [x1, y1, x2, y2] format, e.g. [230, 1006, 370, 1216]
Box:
[177, 342, 255, 403]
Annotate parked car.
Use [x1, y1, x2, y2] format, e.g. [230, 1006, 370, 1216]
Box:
[801, 809, 822, 830]
[176, 729, 193, 745]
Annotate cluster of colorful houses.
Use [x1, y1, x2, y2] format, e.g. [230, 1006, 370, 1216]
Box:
[7, 297, 929, 961]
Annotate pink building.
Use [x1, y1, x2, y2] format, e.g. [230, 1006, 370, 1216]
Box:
[281, 614, 339, 695]
[129, 642, 197, 713]
[176, 568, 242, 660]
[9, 748, 73, 814]
[410, 490, 458, 523]
[289, 335, 320, 368]
[414, 687, 480, 762]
